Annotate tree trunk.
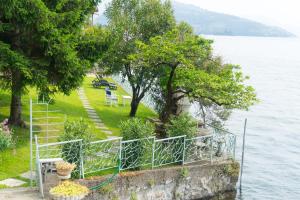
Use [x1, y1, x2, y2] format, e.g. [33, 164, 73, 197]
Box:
[129, 97, 140, 117]
[160, 93, 178, 123]
[159, 66, 177, 123]
[9, 70, 24, 126]
[129, 87, 138, 117]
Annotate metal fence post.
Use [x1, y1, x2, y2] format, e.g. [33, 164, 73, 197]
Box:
[80, 140, 84, 179]
[210, 135, 213, 164]
[35, 135, 44, 198]
[118, 138, 122, 172]
[240, 118, 248, 193]
[233, 135, 237, 160]
[151, 138, 156, 169]
[30, 99, 33, 187]
[46, 103, 49, 144]
[182, 135, 187, 165]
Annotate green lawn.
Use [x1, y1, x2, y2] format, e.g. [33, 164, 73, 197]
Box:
[0, 77, 156, 181]
[83, 77, 156, 135]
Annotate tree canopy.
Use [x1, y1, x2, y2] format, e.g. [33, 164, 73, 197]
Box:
[0, 0, 103, 125]
[102, 0, 175, 117]
[130, 23, 258, 123]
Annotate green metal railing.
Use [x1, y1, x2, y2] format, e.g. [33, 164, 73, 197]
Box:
[35, 132, 236, 176]
[83, 137, 122, 176]
[35, 132, 236, 197]
[153, 136, 186, 167]
[121, 137, 155, 170]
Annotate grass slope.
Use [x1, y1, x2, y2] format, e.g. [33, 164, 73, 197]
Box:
[0, 77, 155, 181]
[83, 77, 156, 135]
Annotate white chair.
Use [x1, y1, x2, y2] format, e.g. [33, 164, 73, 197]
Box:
[122, 95, 132, 107]
[105, 90, 118, 106]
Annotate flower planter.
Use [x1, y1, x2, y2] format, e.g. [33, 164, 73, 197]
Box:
[57, 168, 73, 177]
[55, 161, 76, 178]
[57, 174, 71, 180]
[50, 193, 87, 200]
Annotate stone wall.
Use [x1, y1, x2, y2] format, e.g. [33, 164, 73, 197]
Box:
[79, 161, 239, 200]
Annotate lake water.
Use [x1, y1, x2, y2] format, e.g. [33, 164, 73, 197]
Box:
[204, 36, 300, 200]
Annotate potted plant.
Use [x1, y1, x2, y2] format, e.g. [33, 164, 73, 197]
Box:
[49, 181, 89, 200]
[56, 161, 76, 178]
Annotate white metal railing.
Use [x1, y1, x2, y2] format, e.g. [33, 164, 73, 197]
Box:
[29, 98, 65, 187]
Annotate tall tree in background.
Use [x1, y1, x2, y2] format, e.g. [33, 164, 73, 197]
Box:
[131, 23, 258, 124]
[102, 0, 175, 117]
[0, 0, 102, 126]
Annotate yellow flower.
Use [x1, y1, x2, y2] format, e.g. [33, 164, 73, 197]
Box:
[50, 181, 89, 197]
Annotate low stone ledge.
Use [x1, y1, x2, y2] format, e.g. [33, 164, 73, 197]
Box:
[78, 161, 239, 200]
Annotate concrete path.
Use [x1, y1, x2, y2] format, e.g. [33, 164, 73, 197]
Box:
[0, 171, 36, 192]
[0, 178, 26, 187]
[78, 87, 117, 139]
[0, 188, 41, 200]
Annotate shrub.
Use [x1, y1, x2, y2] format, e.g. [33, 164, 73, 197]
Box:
[0, 119, 13, 151]
[120, 118, 155, 140]
[59, 119, 93, 177]
[0, 130, 12, 151]
[120, 118, 155, 169]
[166, 113, 198, 139]
[60, 119, 93, 142]
[165, 114, 198, 164]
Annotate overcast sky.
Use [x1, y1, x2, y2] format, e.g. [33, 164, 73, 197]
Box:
[97, 0, 300, 36]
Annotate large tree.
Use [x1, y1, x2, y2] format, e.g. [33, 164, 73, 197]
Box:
[130, 23, 258, 124]
[102, 0, 175, 117]
[0, 0, 101, 126]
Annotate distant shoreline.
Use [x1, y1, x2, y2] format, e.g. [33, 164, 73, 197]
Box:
[201, 34, 298, 39]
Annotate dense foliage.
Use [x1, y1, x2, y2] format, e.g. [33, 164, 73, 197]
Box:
[0, 119, 13, 151]
[60, 119, 93, 142]
[102, 0, 175, 117]
[59, 119, 93, 177]
[166, 114, 198, 139]
[120, 118, 154, 169]
[0, 129, 12, 152]
[120, 118, 154, 140]
[130, 23, 258, 125]
[0, 0, 102, 126]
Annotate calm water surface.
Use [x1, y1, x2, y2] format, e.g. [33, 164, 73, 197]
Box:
[203, 36, 300, 200]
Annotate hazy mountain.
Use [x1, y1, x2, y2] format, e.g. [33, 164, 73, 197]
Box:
[173, 2, 294, 37]
[95, 1, 294, 37]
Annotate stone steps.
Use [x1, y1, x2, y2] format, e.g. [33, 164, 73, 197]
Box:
[77, 88, 115, 139]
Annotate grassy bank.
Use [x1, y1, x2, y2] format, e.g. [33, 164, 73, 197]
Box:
[83, 77, 156, 135]
[0, 77, 155, 181]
